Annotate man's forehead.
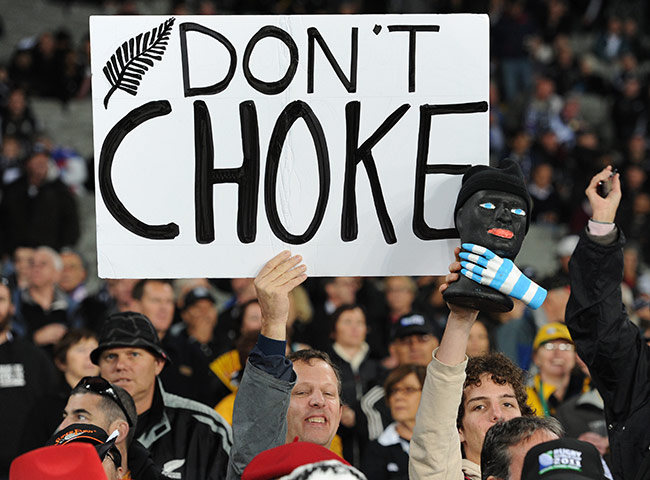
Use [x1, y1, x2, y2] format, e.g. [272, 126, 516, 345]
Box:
[102, 346, 153, 357]
[68, 392, 102, 410]
[293, 360, 338, 385]
[464, 376, 516, 400]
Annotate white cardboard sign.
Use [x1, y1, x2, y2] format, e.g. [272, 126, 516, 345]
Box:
[90, 14, 489, 278]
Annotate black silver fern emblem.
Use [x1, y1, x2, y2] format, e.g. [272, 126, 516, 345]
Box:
[102, 17, 175, 109]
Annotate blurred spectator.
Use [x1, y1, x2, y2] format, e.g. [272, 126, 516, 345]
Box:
[0, 136, 26, 186]
[547, 36, 580, 95]
[611, 76, 646, 149]
[359, 313, 438, 442]
[58, 248, 88, 309]
[38, 137, 88, 195]
[215, 277, 257, 350]
[0, 149, 80, 256]
[327, 304, 384, 465]
[214, 330, 259, 424]
[15, 246, 70, 348]
[0, 276, 56, 477]
[593, 16, 628, 61]
[3, 246, 34, 296]
[527, 163, 564, 224]
[492, 0, 536, 102]
[74, 278, 137, 333]
[623, 134, 649, 171]
[305, 277, 360, 352]
[1, 89, 40, 146]
[466, 317, 491, 357]
[210, 299, 262, 404]
[526, 322, 584, 417]
[163, 286, 226, 405]
[132, 279, 175, 340]
[524, 75, 564, 141]
[505, 130, 534, 180]
[360, 364, 425, 480]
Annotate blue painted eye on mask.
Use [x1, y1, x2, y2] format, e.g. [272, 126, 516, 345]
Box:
[479, 203, 496, 210]
[511, 208, 526, 216]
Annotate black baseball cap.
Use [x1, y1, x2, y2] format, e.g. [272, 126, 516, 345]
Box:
[47, 423, 122, 469]
[390, 313, 436, 342]
[90, 311, 168, 365]
[182, 286, 216, 311]
[521, 438, 612, 480]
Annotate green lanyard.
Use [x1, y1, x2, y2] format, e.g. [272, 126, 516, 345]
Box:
[538, 379, 551, 417]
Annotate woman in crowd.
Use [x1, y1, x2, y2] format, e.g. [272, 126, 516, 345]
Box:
[327, 304, 385, 465]
[360, 364, 426, 479]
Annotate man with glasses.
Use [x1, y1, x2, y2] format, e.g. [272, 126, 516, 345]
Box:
[57, 375, 159, 480]
[0, 276, 56, 479]
[91, 311, 232, 480]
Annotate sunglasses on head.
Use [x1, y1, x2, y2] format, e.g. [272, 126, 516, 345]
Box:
[77, 376, 133, 427]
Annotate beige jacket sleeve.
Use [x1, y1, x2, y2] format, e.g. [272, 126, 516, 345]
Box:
[409, 351, 468, 480]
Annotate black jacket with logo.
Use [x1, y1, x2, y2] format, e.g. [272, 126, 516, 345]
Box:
[135, 380, 232, 480]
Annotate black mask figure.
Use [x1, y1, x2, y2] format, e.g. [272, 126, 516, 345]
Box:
[443, 160, 532, 312]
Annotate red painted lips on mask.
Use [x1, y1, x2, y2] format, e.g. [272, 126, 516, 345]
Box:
[488, 228, 514, 239]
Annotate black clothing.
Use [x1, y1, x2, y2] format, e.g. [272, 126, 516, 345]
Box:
[20, 376, 71, 453]
[327, 344, 385, 465]
[0, 333, 56, 475]
[135, 380, 232, 480]
[566, 229, 649, 480]
[0, 175, 79, 256]
[128, 440, 163, 480]
[360, 428, 409, 480]
[16, 288, 69, 343]
[160, 324, 225, 407]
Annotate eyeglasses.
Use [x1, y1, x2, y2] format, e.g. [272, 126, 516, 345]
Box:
[389, 386, 422, 396]
[76, 376, 133, 426]
[541, 342, 575, 352]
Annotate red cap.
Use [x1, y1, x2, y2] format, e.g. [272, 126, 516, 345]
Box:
[242, 441, 349, 480]
[10, 444, 106, 480]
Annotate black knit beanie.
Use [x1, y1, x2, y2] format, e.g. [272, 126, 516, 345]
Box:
[453, 159, 532, 231]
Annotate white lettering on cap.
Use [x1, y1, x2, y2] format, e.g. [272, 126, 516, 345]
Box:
[401, 315, 425, 327]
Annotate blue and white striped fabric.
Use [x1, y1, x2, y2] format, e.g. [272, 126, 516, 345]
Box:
[459, 243, 547, 310]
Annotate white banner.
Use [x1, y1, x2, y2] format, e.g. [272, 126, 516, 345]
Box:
[90, 14, 489, 278]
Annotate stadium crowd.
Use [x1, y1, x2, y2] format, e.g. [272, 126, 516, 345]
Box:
[1, 0, 649, 479]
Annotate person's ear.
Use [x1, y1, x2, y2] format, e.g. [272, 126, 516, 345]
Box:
[154, 357, 165, 375]
[108, 419, 129, 445]
[458, 426, 465, 444]
[54, 357, 66, 372]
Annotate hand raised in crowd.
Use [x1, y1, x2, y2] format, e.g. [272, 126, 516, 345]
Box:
[436, 247, 479, 365]
[254, 250, 307, 341]
[586, 165, 621, 224]
[459, 243, 547, 310]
